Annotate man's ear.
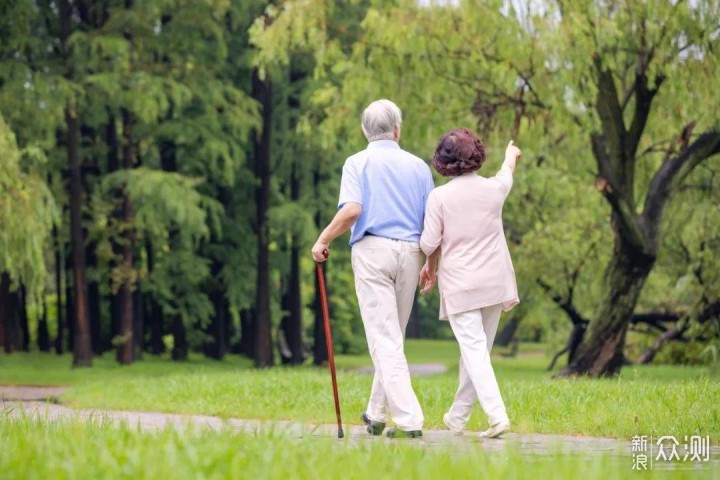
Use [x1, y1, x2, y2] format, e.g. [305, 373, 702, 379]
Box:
[394, 126, 401, 141]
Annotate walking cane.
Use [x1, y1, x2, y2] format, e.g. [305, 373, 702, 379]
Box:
[316, 249, 344, 439]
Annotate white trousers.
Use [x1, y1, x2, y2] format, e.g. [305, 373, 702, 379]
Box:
[351, 235, 424, 431]
[446, 304, 509, 428]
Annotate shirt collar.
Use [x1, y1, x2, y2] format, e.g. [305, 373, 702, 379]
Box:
[367, 140, 400, 150]
[450, 172, 479, 181]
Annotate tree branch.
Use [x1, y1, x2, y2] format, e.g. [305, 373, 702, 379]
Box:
[536, 278, 589, 326]
[593, 58, 627, 176]
[637, 324, 687, 364]
[626, 72, 665, 160]
[643, 130, 720, 238]
[591, 59, 654, 255]
[631, 312, 681, 324]
[593, 134, 651, 254]
[698, 300, 720, 324]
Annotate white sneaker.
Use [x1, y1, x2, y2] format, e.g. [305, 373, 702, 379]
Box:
[478, 421, 511, 439]
[442, 413, 464, 435]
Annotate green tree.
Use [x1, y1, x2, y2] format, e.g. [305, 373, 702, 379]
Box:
[252, 0, 720, 375]
[0, 114, 57, 352]
[546, 1, 720, 376]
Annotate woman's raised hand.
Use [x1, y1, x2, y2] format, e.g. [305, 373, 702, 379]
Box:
[503, 140, 521, 173]
[505, 140, 521, 161]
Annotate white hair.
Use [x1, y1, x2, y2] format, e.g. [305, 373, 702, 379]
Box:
[361, 99, 402, 142]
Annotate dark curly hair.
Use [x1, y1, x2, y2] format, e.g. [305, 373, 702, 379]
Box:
[432, 128, 486, 177]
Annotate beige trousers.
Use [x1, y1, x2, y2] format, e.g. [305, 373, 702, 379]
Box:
[446, 304, 509, 428]
[351, 235, 424, 431]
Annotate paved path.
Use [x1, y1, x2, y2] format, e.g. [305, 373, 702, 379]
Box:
[5, 400, 631, 455]
[0, 385, 66, 401]
[4, 385, 720, 465]
[0, 386, 627, 456]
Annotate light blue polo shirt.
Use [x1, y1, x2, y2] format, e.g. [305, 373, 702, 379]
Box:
[338, 140, 435, 246]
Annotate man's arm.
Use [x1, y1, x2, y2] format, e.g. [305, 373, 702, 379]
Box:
[311, 202, 362, 262]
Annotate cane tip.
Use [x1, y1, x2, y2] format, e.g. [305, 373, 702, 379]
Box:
[338, 429, 345, 439]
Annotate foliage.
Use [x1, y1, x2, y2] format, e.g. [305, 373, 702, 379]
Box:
[1, 0, 719, 366]
[0, 114, 57, 296]
[248, 0, 720, 365]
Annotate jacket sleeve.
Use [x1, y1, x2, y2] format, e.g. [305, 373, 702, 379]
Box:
[420, 190, 442, 255]
[492, 164, 514, 198]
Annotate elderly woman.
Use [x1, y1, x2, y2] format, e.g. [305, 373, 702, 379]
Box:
[419, 128, 521, 439]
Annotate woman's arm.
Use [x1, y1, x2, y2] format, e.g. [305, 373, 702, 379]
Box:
[419, 191, 442, 294]
[503, 140, 522, 173]
[419, 191, 442, 256]
[419, 248, 440, 295]
[494, 140, 522, 196]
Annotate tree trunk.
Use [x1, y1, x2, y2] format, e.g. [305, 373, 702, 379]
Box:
[86, 242, 102, 355]
[38, 301, 51, 352]
[65, 260, 74, 354]
[60, 0, 92, 368]
[115, 182, 134, 366]
[107, 293, 119, 352]
[495, 316, 520, 348]
[566, 322, 587, 364]
[116, 194, 133, 365]
[557, 248, 654, 377]
[279, 292, 293, 364]
[116, 107, 135, 365]
[238, 309, 255, 358]
[204, 287, 228, 360]
[0, 273, 22, 353]
[18, 285, 30, 351]
[283, 165, 305, 364]
[287, 246, 305, 364]
[53, 225, 65, 354]
[406, 294, 421, 339]
[217, 297, 229, 358]
[149, 299, 164, 355]
[252, 69, 274, 368]
[171, 317, 188, 361]
[313, 261, 328, 366]
[132, 288, 144, 360]
[145, 242, 164, 355]
[80, 121, 102, 357]
[106, 112, 122, 353]
[224, 307, 235, 355]
[547, 322, 587, 371]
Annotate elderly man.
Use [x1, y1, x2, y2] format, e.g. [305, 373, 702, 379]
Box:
[311, 99, 434, 438]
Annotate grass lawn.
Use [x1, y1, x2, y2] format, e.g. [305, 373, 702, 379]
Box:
[2, 417, 714, 480]
[1, 340, 718, 439]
